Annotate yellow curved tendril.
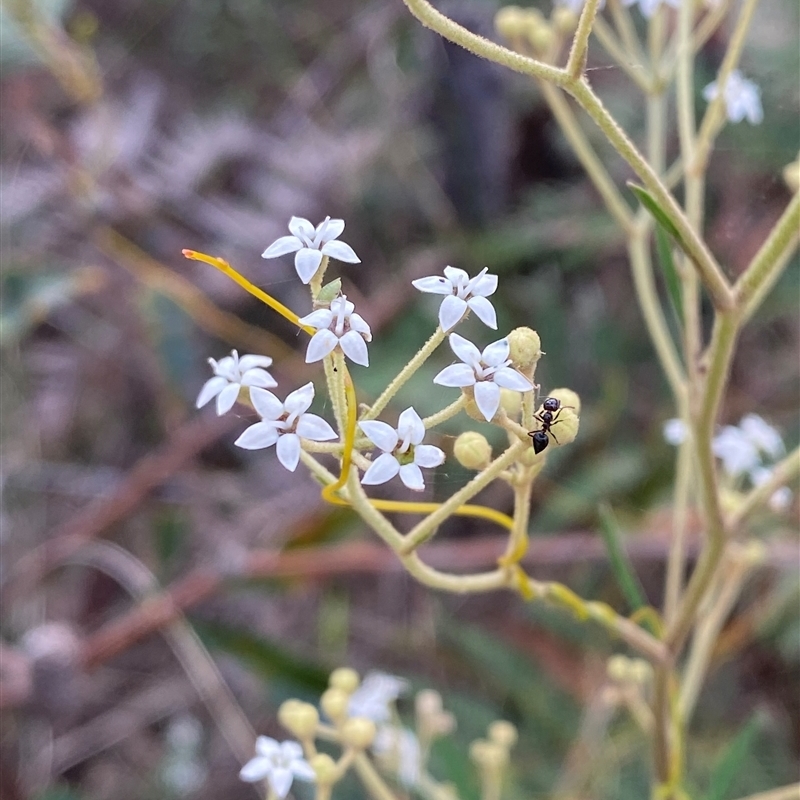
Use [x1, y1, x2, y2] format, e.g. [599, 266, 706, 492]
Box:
[184, 247, 512, 530]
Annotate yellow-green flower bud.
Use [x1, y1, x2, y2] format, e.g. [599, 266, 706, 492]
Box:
[415, 689, 443, 717]
[329, 667, 360, 693]
[463, 391, 485, 423]
[316, 278, 342, 306]
[499, 388, 522, 417]
[487, 720, 518, 749]
[627, 659, 653, 686]
[321, 688, 349, 722]
[494, 5, 526, 39]
[528, 22, 555, 55]
[547, 387, 581, 415]
[552, 6, 578, 34]
[471, 739, 508, 770]
[454, 432, 492, 470]
[279, 700, 319, 739]
[540, 404, 579, 446]
[783, 155, 800, 193]
[310, 753, 338, 785]
[507, 327, 542, 372]
[469, 739, 491, 766]
[737, 540, 767, 567]
[341, 717, 377, 749]
[607, 654, 631, 683]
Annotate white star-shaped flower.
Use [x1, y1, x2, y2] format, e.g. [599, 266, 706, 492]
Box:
[298, 294, 372, 367]
[239, 737, 315, 798]
[702, 70, 763, 125]
[621, 0, 679, 17]
[358, 409, 445, 492]
[373, 726, 421, 788]
[347, 672, 410, 723]
[712, 425, 760, 477]
[196, 350, 277, 415]
[433, 333, 533, 422]
[663, 418, 688, 446]
[234, 382, 337, 471]
[262, 216, 360, 284]
[412, 265, 498, 331]
[738, 413, 784, 459]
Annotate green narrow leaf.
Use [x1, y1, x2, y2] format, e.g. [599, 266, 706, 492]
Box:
[597, 503, 648, 613]
[702, 713, 764, 800]
[655, 225, 684, 322]
[628, 183, 682, 241]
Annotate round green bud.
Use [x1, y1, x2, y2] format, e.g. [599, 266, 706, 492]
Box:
[315, 278, 342, 306]
[547, 387, 581, 415]
[607, 654, 631, 683]
[454, 432, 492, 470]
[415, 689, 443, 717]
[488, 720, 518, 749]
[329, 667, 360, 693]
[341, 717, 377, 749]
[499, 388, 522, 417]
[321, 688, 349, 722]
[469, 739, 491, 766]
[538, 403, 579, 446]
[528, 22, 555, 54]
[279, 700, 319, 738]
[628, 659, 653, 686]
[507, 327, 542, 372]
[494, 5, 526, 38]
[310, 753, 337, 785]
[552, 6, 578, 33]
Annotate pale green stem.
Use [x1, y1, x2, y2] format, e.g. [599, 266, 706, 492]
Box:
[627, 226, 687, 403]
[679, 549, 753, 721]
[309, 255, 329, 301]
[422, 395, 466, 429]
[501, 478, 534, 564]
[364, 327, 446, 420]
[735, 192, 800, 317]
[401, 0, 569, 85]
[314, 786, 332, 800]
[593, 17, 653, 93]
[323, 354, 345, 434]
[727, 446, 800, 530]
[537, 80, 634, 232]
[662, 0, 734, 80]
[344, 468, 406, 552]
[400, 440, 528, 553]
[608, 0, 648, 69]
[730, 785, 800, 800]
[664, 433, 693, 625]
[691, 0, 759, 176]
[566, 0, 602, 79]
[353, 752, 400, 800]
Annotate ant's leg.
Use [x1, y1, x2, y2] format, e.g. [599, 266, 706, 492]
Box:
[549, 429, 560, 444]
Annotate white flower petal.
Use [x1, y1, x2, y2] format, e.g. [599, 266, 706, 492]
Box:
[239, 756, 270, 782]
[348, 312, 372, 339]
[296, 413, 337, 441]
[297, 309, 334, 329]
[443, 265, 469, 284]
[414, 444, 445, 468]
[285, 382, 315, 415]
[713, 426, 760, 476]
[663, 418, 688, 446]
[469, 271, 498, 297]
[339, 330, 370, 366]
[295, 248, 324, 283]
[359, 421, 399, 453]
[481, 338, 510, 367]
[196, 376, 228, 408]
[770, 487, 792, 512]
[216, 382, 241, 415]
[361, 453, 401, 485]
[238, 354, 273, 371]
[288, 216, 315, 241]
[473, 381, 501, 421]
[305, 330, 339, 363]
[278, 741, 304, 761]
[438, 295, 468, 331]
[740, 413, 783, 458]
[255, 736, 281, 758]
[250, 388, 284, 420]
[234, 422, 280, 450]
[291, 759, 316, 782]
[241, 368, 278, 389]
[276, 433, 301, 471]
[320, 218, 345, 241]
[467, 296, 497, 329]
[214, 355, 238, 381]
[412, 276, 452, 295]
[448, 333, 482, 367]
[322, 239, 360, 263]
[262, 235, 302, 259]
[399, 463, 425, 491]
[493, 367, 533, 392]
[433, 363, 477, 387]
[269, 767, 295, 799]
[397, 407, 425, 445]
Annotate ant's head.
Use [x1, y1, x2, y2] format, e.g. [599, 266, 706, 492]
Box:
[542, 397, 560, 412]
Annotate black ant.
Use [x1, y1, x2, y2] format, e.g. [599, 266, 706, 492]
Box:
[528, 396, 573, 454]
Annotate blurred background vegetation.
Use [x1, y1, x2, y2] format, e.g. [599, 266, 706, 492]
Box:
[0, 0, 798, 798]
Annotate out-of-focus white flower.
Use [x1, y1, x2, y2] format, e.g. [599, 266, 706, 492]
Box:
[373, 726, 421, 788]
[663, 418, 688, 446]
[234, 382, 336, 471]
[621, 0, 679, 18]
[359, 408, 445, 492]
[298, 295, 372, 367]
[262, 216, 360, 284]
[702, 70, 763, 125]
[750, 466, 793, 512]
[739, 414, 784, 459]
[347, 672, 409, 724]
[239, 737, 315, 797]
[412, 266, 498, 332]
[433, 333, 533, 422]
[196, 350, 277, 415]
[713, 425, 760, 477]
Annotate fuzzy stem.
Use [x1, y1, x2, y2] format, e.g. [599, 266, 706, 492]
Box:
[566, 0, 602, 79]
